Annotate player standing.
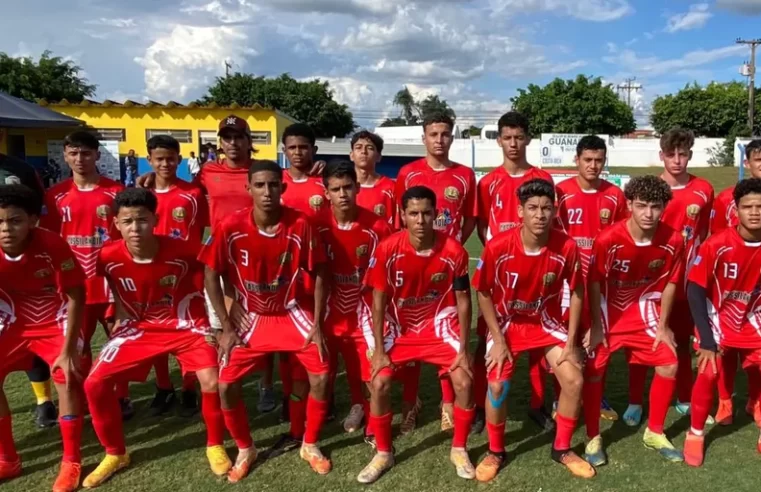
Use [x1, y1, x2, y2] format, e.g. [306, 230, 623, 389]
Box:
[200, 160, 332, 481]
[394, 113, 477, 431]
[709, 140, 761, 425]
[357, 185, 476, 484]
[585, 176, 685, 464]
[351, 131, 396, 226]
[473, 179, 594, 481]
[82, 188, 228, 487]
[0, 184, 85, 492]
[144, 135, 210, 417]
[475, 111, 556, 433]
[684, 178, 761, 466]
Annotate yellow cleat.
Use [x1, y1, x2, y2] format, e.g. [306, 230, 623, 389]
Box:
[82, 454, 130, 488]
[206, 445, 232, 476]
[643, 428, 684, 462]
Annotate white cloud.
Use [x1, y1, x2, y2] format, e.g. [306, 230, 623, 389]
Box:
[488, 0, 633, 21]
[135, 25, 257, 99]
[665, 3, 712, 33]
[716, 0, 761, 14]
[85, 18, 137, 28]
[604, 45, 745, 77]
[181, 0, 259, 23]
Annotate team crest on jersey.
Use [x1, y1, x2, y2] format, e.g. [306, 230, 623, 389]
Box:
[444, 186, 460, 201]
[309, 195, 324, 210]
[648, 259, 665, 271]
[543, 272, 557, 286]
[356, 244, 369, 257]
[60, 258, 76, 271]
[34, 268, 51, 279]
[366, 348, 374, 361]
[434, 209, 453, 230]
[96, 205, 110, 219]
[172, 207, 186, 222]
[686, 204, 701, 219]
[431, 272, 447, 283]
[159, 275, 177, 287]
[373, 204, 386, 216]
[682, 225, 694, 241]
[600, 208, 612, 224]
[279, 252, 292, 265]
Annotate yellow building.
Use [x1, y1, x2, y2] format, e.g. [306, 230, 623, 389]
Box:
[29, 99, 297, 180]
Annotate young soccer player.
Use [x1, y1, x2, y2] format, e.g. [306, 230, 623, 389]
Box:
[472, 179, 592, 481]
[145, 135, 210, 417]
[41, 131, 132, 417]
[350, 130, 396, 226]
[0, 184, 85, 492]
[556, 135, 628, 425]
[394, 113, 477, 431]
[585, 175, 685, 464]
[200, 160, 332, 481]
[684, 177, 761, 466]
[82, 188, 228, 487]
[282, 123, 329, 217]
[357, 185, 476, 484]
[316, 160, 392, 434]
[709, 140, 761, 425]
[476, 111, 557, 433]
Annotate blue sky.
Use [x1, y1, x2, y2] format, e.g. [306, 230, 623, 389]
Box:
[1, 0, 760, 129]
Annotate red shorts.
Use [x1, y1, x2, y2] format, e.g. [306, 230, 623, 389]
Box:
[378, 334, 460, 378]
[83, 303, 112, 346]
[585, 333, 678, 378]
[719, 347, 761, 370]
[671, 299, 694, 343]
[0, 329, 72, 384]
[219, 304, 329, 384]
[88, 325, 218, 383]
[486, 320, 567, 381]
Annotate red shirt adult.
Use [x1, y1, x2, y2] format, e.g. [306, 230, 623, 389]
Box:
[394, 159, 477, 241]
[42, 177, 123, 305]
[153, 180, 209, 248]
[477, 165, 554, 240]
[357, 176, 396, 228]
[710, 185, 737, 234]
[193, 160, 251, 229]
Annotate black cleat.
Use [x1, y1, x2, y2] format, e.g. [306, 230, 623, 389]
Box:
[120, 398, 136, 421]
[264, 433, 302, 459]
[149, 387, 177, 417]
[528, 406, 556, 432]
[279, 397, 290, 423]
[35, 401, 58, 428]
[178, 389, 199, 418]
[470, 407, 486, 435]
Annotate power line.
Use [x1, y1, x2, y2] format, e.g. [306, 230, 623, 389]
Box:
[737, 38, 761, 137]
[616, 77, 642, 108]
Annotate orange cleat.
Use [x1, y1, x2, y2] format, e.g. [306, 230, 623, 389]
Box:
[475, 452, 505, 482]
[300, 444, 332, 475]
[0, 459, 22, 481]
[551, 449, 596, 479]
[53, 461, 81, 492]
[227, 447, 257, 484]
[683, 432, 705, 467]
[714, 399, 733, 426]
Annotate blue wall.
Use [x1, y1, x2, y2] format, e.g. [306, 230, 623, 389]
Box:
[315, 154, 419, 179]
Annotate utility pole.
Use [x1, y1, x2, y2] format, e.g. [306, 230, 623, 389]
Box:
[224, 60, 233, 78]
[737, 38, 761, 136]
[616, 77, 642, 108]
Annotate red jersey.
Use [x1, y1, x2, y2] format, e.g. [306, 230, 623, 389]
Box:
[153, 180, 209, 247]
[472, 228, 580, 335]
[194, 160, 251, 229]
[42, 177, 123, 304]
[364, 231, 469, 343]
[282, 172, 329, 218]
[394, 159, 477, 241]
[316, 209, 392, 329]
[589, 221, 686, 337]
[660, 175, 714, 283]
[357, 176, 396, 227]
[97, 237, 208, 332]
[710, 185, 737, 235]
[198, 207, 325, 315]
[555, 177, 628, 277]
[688, 228, 761, 349]
[477, 165, 554, 240]
[0, 228, 85, 336]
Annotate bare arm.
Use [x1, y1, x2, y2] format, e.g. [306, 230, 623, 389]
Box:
[566, 283, 584, 348]
[204, 266, 231, 331]
[478, 291, 504, 347]
[659, 282, 678, 331]
[461, 217, 477, 244]
[455, 289, 472, 355]
[372, 288, 388, 354]
[476, 218, 488, 246]
[312, 264, 327, 328]
[589, 280, 604, 341]
[62, 286, 85, 354]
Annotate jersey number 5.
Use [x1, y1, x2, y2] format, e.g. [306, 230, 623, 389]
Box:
[395, 271, 403, 287]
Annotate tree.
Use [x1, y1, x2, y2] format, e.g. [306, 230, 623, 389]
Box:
[393, 86, 418, 125]
[200, 73, 355, 138]
[381, 86, 457, 127]
[0, 50, 95, 102]
[417, 95, 456, 121]
[511, 75, 635, 136]
[379, 117, 409, 127]
[650, 81, 758, 137]
[467, 125, 483, 137]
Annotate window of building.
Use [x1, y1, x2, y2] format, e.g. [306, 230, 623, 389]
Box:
[145, 129, 193, 143]
[251, 131, 271, 145]
[90, 128, 126, 141]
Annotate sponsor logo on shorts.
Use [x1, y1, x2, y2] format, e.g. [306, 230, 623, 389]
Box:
[96, 204, 110, 220]
[309, 195, 324, 209]
[444, 186, 460, 201]
[686, 204, 701, 219]
[543, 272, 557, 285]
[373, 204, 386, 216]
[648, 259, 665, 271]
[60, 258, 76, 271]
[34, 268, 52, 278]
[172, 207, 186, 222]
[356, 244, 368, 257]
[159, 275, 178, 287]
[431, 272, 447, 283]
[599, 208, 612, 224]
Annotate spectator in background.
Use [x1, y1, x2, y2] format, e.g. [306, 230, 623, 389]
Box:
[188, 151, 200, 179]
[207, 145, 217, 163]
[124, 149, 138, 187]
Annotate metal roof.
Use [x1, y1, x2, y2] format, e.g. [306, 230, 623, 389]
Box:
[0, 91, 83, 128]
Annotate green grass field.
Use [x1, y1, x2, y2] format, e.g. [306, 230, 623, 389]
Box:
[4, 166, 760, 492]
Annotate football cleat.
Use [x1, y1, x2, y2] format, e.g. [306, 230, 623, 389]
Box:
[441, 403, 454, 432]
[0, 459, 22, 481]
[178, 389, 199, 418]
[674, 401, 691, 416]
[357, 452, 394, 484]
[470, 407, 486, 435]
[551, 449, 596, 478]
[82, 454, 130, 488]
[528, 406, 556, 432]
[401, 398, 422, 435]
[683, 432, 705, 467]
[148, 387, 177, 417]
[623, 404, 642, 427]
[300, 444, 332, 475]
[35, 401, 58, 428]
[343, 403, 365, 434]
[450, 447, 475, 480]
[52, 461, 81, 492]
[643, 428, 684, 462]
[475, 451, 505, 482]
[227, 447, 257, 484]
[257, 381, 276, 414]
[206, 445, 232, 476]
[600, 398, 619, 421]
[584, 435, 608, 467]
[714, 398, 733, 426]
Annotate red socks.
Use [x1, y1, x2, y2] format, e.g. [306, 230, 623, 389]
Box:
[677, 349, 695, 403]
[202, 392, 225, 446]
[718, 350, 738, 401]
[0, 415, 18, 462]
[402, 363, 421, 405]
[553, 413, 577, 451]
[370, 413, 393, 453]
[84, 378, 126, 455]
[289, 396, 306, 439]
[452, 405, 475, 448]
[486, 421, 506, 454]
[529, 351, 545, 409]
[648, 373, 676, 434]
[304, 396, 329, 445]
[182, 373, 197, 392]
[440, 377, 455, 405]
[747, 365, 761, 403]
[221, 401, 253, 449]
[153, 355, 173, 391]
[59, 416, 83, 463]
[690, 365, 718, 433]
[583, 379, 603, 439]
[628, 364, 647, 405]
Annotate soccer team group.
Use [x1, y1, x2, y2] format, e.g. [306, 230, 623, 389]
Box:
[1, 110, 761, 491]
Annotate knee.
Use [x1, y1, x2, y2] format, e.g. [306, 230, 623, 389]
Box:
[197, 373, 218, 393]
[452, 374, 472, 395]
[488, 380, 506, 400]
[659, 364, 678, 379]
[371, 375, 392, 396]
[563, 372, 583, 398]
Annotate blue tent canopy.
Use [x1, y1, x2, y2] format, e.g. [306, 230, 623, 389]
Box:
[0, 91, 82, 128]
